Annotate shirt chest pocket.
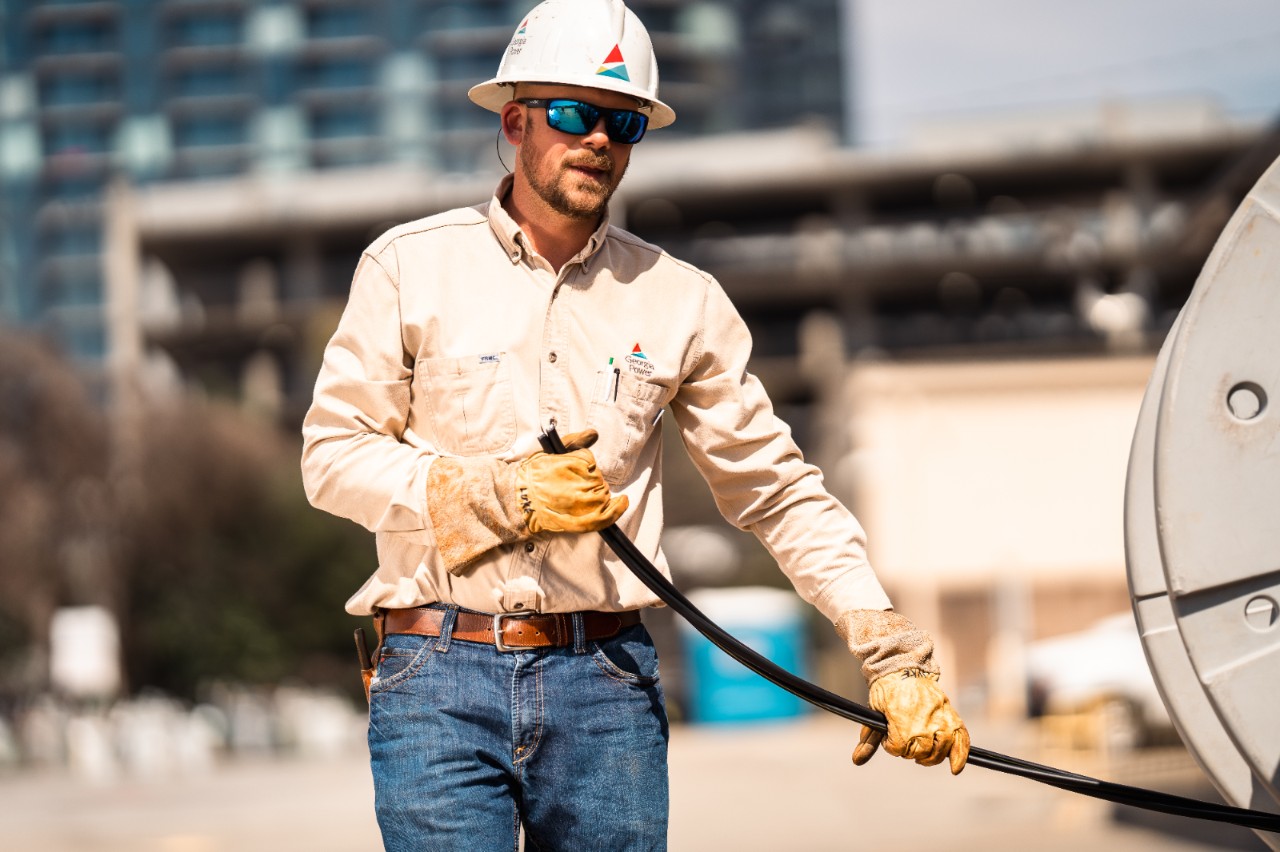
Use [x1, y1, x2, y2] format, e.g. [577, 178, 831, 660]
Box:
[588, 371, 668, 486]
[416, 354, 517, 456]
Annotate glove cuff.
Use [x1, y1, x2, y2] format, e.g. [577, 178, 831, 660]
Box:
[426, 456, 528, 575]
[835, 608, 940, 684]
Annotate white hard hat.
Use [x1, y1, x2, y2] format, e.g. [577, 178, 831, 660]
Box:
[468, 0, 676, 130]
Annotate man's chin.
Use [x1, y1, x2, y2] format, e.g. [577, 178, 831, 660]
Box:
[531, 173, 616, 220]
[560, 204, 606, 221]
[557, 190, 611, 220]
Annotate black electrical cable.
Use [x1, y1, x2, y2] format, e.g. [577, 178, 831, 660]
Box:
[539, 428, 1280, 835]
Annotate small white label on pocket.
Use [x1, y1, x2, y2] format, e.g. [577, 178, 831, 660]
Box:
[479, 354, 500, 364]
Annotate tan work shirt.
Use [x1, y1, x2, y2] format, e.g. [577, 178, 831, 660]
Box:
[301, 177, 892, 623]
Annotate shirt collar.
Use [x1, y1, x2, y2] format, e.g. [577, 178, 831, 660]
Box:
[486, 174, 612, 269]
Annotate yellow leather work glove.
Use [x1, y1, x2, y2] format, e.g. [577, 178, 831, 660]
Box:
[515, 429, 629, 534]
[835, 608, 970, 775]
[426, 429, 627, 574]
[855, 668, 970, 774]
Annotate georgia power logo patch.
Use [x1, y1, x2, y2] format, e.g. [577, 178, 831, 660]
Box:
[507, 19, 529, 56]
[624, 342, 654, 377]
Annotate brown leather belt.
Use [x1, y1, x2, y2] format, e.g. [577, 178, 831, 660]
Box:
[379, 607, 642, 652]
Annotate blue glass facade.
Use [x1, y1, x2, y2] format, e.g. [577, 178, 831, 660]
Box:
[0, 0, 848, 364]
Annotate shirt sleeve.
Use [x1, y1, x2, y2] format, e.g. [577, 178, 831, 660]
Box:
[668, 279, 893, 623]
[300, 247, 436, 542]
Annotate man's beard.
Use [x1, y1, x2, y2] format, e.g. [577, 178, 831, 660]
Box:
[521, 145, 625, 220]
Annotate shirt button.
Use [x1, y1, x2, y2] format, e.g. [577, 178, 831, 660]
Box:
[524, 542, 535, 553]
[548, 352, 557, 363]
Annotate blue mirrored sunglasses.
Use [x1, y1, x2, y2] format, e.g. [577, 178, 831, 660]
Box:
[517, 98, 649, 145]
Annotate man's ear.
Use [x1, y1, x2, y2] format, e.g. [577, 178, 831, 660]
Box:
[501, 103, 524, 146]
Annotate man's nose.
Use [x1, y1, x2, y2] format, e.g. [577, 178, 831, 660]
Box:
[581, 116, 611, 149]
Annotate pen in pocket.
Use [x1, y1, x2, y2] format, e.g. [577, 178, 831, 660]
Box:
[612, 367, 620, 401]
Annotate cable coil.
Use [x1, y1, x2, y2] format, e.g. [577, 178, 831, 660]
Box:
[540, 428, 1280, 835]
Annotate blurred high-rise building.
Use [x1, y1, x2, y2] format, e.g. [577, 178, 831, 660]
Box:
[0, 0, 847, 371]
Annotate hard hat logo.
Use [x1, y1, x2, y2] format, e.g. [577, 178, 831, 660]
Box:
[597, 45, 629, 82]
[507, 20, 530, 56]
[468, 0, 677, 130]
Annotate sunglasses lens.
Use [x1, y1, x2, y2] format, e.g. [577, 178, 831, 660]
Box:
[607, 110, 648, 144]
[545, 100, 598, 135]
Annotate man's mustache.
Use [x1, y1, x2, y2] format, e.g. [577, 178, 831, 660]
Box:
[563, 155, 614, 172]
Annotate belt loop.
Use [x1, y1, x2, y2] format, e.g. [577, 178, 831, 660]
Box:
[436, 605, 459, 653]
[372, 609, 387, 661]
[571, 611, 586, 654]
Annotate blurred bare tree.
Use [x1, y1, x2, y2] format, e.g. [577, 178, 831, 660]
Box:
[0, 333, 111, 690]
[113, 399, 374, 700]
[0, 331, 374, 703]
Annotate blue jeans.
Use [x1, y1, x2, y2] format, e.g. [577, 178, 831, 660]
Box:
[368, 605, 670, 851]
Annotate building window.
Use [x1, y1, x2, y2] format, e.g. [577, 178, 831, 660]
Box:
[174, 115, 247, 148]
[42, 73, 116, 107]
[311, 105, 375, 139]
[43, 174, 102, 200]
[423, 2, 511, 30]
[167, 13, 243, 47]
[635, 5, 676, 32]
[41, 225, 102, 257]
[307, 5, 372, 39]
[44, 122, 111, 156]
[304, 58, 375, 89]
[438, 101, 492, 132]
[55, 271, 104, 307]
[170, 66, 245, 98]
[435, 53, 495, 83]
[37, 21, 116, 55]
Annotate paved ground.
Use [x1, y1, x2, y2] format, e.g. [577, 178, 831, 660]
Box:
[0, 713, 1268, 851]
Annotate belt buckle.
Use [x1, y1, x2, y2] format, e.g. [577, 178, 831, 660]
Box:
[493, 611, 537, 652]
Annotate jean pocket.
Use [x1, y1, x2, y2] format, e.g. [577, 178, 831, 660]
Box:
[370, 633, 437, 693]
[590, 626, 661, 686]
[416, 353, 517, 455]
[587, 372, 668, 486]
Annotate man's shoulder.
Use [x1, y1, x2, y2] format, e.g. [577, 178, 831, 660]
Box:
[605, 224, 715, 286]
[365, 205, 489, 257]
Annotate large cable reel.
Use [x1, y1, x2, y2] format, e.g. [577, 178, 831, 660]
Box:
[1126, 154, 1280, 850]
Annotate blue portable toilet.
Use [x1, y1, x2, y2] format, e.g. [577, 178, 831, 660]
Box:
[679, 586, 808, 724]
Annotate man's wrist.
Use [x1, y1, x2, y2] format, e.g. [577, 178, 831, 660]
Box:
[835, 608, 940, 683]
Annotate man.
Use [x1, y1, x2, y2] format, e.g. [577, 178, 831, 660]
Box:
[301, 0, 969, 849]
